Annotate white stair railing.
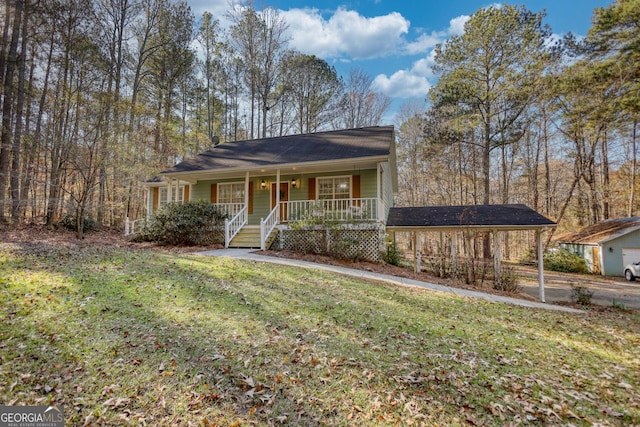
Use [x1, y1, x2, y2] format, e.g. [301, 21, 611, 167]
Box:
[260, 205, 280, 250]
[225, 206, 248, 247]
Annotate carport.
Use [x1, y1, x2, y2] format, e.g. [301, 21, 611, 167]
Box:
[386, 204, 557, 302]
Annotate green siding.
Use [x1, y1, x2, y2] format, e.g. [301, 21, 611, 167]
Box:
[381, 161, 394, 218]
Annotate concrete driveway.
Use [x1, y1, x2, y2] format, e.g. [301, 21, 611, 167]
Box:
[516, 266, 640, 310]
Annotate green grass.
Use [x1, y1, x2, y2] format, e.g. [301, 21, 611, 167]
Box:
[1, 242, 639, 426]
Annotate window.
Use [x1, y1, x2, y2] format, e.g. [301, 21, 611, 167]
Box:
[317, 176, 351, 199]
[159, 188, 168, 207]
[218, 182, 245, 204]
[159, 186, 184, 208]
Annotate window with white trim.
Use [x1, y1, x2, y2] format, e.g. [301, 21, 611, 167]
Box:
[317, 176, 351, 199]
[159, 186, 185, 208]
[218, 182, 245, 203]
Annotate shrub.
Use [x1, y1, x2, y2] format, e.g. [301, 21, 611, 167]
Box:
[59, 215, 96, 232]
[570, 284, 593, 306]
[135, 200, 228, 246]
[543, 249, 589, 273]
[381, 240, 400, 266]
[493, 266, 520, 293]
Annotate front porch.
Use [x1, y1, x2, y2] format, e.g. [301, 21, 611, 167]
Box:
[220, 197, 386, 249]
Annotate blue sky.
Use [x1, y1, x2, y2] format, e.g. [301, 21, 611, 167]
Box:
[187, 0, 613, 120]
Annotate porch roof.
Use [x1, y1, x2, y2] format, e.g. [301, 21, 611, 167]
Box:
[386, 204, 557, 232]
[160, 126, 394, 177]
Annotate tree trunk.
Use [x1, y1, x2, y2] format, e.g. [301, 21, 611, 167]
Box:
[629, 120, 637, 217]
[601, 129, 610, 219]
[10, 0, 28, 221]
[482, 111, 492, 259]
[0, 0, 24, 222]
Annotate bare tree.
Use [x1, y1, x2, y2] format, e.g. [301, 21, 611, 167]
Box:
[228, 3, 289, 139]
[337, 68, 390, 129]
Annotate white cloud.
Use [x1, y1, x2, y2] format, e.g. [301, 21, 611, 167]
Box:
[373, 70, 430, 99]
[371, 49, 438, 99]
[447, 15, 469, 36]
[281, 7, 410, 60]
[370, 12, 474, 100]
[189, 0, 242, 22]
[404, 32, 442, 54]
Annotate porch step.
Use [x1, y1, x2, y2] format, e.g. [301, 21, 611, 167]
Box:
[228, 226, 262, 248]
[264, 228, 278, 249]
[229, 225, 279, 249]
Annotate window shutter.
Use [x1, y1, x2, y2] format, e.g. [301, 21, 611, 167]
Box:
[248, 181, 254, 214]
[210, 183, 217, 203]
[184, 186, 190, 202]
[153, 188, 159, 211]
[308, 177, 316, 200]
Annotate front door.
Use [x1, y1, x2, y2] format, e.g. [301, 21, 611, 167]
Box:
[271, 182, 289, 221]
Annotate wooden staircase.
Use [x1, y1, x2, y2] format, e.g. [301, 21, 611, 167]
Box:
[228, 226, 279, 249]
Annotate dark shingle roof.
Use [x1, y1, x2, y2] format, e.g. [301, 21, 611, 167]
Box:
[161, 126, 394, 174]
[554, 217, 640, 244]
[386, 204, 556, 230]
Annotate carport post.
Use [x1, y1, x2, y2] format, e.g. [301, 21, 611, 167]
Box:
[451, 232, 457, 280]
[537, 229, 545, 302]
[493, 230, 501, 286]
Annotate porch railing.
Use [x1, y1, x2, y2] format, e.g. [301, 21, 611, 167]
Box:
[260, 205, 279, 250]
[225, 206, 247, 247]
[124, 217, 145, 236]
[284, 198, 379, 222]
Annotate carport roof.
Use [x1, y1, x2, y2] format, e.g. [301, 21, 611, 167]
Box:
[386, 204, 557, 231]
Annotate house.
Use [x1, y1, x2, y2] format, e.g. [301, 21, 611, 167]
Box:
[554, 217, 640, 276]
[130, 126, 397, 255]
[126, 126, 561, 301]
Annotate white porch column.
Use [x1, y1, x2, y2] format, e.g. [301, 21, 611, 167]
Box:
[276, 169, 281, 209]
[146, 188, 152, 219]
[414, 232, 421, 273]
[245, 171, 250, 208]
[376, 163, 382, 221]
[537, 229, 546, 302]
[451, 232, 457, 280]
[167, 178, 173, 204]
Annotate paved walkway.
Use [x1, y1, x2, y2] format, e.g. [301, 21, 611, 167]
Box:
[197, 249, 582, 313]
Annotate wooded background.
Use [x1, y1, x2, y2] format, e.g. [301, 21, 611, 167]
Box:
[0, 0, 638, 244]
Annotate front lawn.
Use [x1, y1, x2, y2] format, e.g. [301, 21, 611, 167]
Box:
[1, 240, 639, 426]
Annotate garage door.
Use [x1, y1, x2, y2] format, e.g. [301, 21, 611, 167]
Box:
[622, 248, 640, 269]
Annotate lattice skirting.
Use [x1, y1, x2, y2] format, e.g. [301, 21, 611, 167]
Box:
[277, 225, 385, 262]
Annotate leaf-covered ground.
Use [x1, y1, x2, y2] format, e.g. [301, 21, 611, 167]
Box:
[1, 239, 639, 426]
